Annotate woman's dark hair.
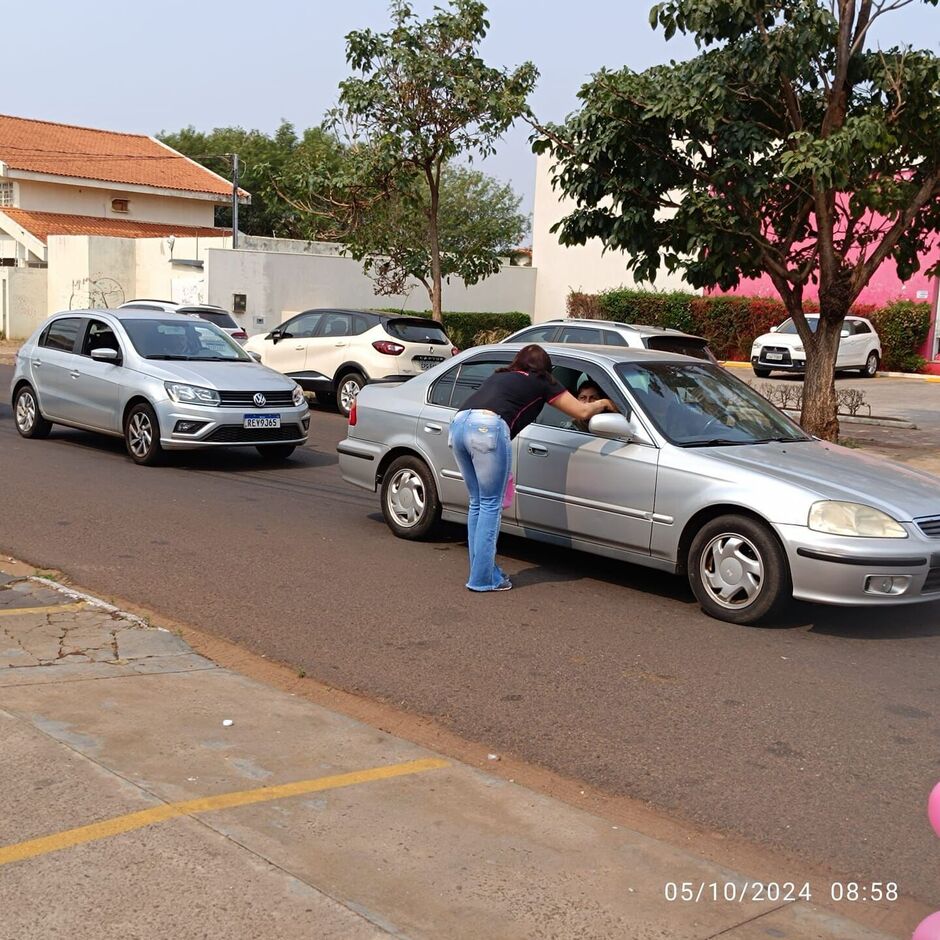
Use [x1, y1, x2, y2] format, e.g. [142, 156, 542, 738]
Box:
[497, 344, 553, 378]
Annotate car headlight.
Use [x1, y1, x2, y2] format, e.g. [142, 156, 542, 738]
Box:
[164, 382, 220, 406]
[808, 501, 908, 539]
[292, 384, 305, 407]
[794, 345, 804, 354]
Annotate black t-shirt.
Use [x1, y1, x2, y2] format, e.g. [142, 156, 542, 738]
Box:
[460, 370, 565, 439]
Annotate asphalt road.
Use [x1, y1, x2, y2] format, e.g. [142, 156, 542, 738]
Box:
[2, 363, 939, 907]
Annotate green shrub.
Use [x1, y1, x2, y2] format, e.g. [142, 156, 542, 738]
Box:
[567, 289, 933, 370]
[869, 301, 931, 372]
[379, 309, 530, 348]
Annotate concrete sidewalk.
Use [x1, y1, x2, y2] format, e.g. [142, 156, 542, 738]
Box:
[0, 563, 906, 939]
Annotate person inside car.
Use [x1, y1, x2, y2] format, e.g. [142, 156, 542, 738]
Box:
[566, 379, 606, 432]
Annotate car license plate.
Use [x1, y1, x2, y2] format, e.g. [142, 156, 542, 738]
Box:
[416, 357, 444, 371]
[765, 353, 784, 361]
[243, 413, 281, 429]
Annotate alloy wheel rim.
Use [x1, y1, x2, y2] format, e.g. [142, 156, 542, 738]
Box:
[387, 469, 425, 528]
[700, 532, 764, 609]
[339, 378, 361, 412]
[867, 353, 877, 375]
[128, 412, 153, 458]
[15, 391, 36, 433]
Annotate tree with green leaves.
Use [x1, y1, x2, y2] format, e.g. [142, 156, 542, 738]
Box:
[333, 0, 538, 317]
[534, 0, 940, 440]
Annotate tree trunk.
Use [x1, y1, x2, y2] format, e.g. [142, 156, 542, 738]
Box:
[799, 314, 843, 441]
[427, 173, 443, 319]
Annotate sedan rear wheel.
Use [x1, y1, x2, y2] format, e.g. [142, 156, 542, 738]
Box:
[125, 402, 164, 466]
[381, 455, 441, 540]
[688, 514, 791, 625]
[14, 385, 53, 439]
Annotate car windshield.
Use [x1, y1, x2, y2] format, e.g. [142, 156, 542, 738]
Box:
[122, 318, 250, 361]
[181, 309, 238, 329]
[616, 361, 810, 446]
[776, 317, 819, 334]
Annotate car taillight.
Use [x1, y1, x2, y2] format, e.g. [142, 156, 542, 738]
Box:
[372, 340, 405, 355]
[451, 347, 459, 356]
[233, 331, 248, 339]
[348, 399, 357, 426]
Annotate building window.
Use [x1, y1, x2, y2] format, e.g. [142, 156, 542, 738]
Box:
[111, 198, 130, 213]
[0, 182, 13, 207]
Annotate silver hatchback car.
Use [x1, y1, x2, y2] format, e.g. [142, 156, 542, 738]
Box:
[339, 344, 940, 625]
[11, 309, 309, 465]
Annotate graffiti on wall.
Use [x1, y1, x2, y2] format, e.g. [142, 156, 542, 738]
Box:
[69, 274, 126, 310]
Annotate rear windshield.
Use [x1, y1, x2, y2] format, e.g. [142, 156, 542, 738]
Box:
[180, 309, 238, 329]
[383, 318, 450, 345]
[644, 336, 715, 361]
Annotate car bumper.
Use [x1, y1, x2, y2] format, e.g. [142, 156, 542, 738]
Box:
[153, 400, 310, 450]
[337, 438, 386, 491]
[776, 524, 940, 605]
[752, 355, 805, 371]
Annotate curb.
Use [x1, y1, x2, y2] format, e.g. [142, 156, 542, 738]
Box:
[26, 574, 154, 629]
[779, 409, 916, 430]
[721, 360, 940, 382]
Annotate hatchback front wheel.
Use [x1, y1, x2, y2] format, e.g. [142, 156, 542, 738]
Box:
[125, 402, 164, 466]
[687, 514, 791, 625]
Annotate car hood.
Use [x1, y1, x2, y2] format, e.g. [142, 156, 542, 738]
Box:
[702, 441, 940, 521]
[134, 359, 294, 391]
[753, 332, 802, 347]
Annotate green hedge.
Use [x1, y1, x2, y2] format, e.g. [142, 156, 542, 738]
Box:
[567, 289, 932, 369]
[378, 309, 530, 350]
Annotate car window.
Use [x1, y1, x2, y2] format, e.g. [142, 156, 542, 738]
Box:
[81, 319, 121, 357]
[42, 318, 82, 353]
[318, 313, 355, 338]
[849, 320, 871, 335]
[183, 309, 237, 329]
[122, 318, 250, 361]
[352, 315, 371, 335]
[602, 330, 629, 347]
[284, 312, 322, 338]
[384, 319, 450, 345]
[429, 367, 458, 407]
[644, 336, 712, 360]
[449, 360, 505, 410]
[513, 325, 558, 343]
[558, 326, 605, 344]
[533, 364, 627, 432]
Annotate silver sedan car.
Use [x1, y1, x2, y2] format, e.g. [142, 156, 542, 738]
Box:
[11, 309, 309, 465]
[339, 344, 940, 625]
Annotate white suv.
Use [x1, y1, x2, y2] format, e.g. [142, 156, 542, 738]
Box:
[751, 315, 882, 378]
[245, 309, 457, 416]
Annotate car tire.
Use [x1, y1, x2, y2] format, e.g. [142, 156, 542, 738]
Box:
[860, 351, 879, 378]
[687, 514, 791, 625]
[124, 402, 164, 466]
[315, 390, 337, 409]
[256, 444, 296, 461]
[335, 371, 366, 418]
[13, 385, 53, 439]
[752, 366, 772, 379]
[380, 455, 441, 540]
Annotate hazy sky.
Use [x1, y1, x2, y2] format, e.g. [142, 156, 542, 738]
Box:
[11, 1, 939, 218]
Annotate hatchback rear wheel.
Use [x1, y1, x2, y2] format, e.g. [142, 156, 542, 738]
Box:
[687, 514, 791, 625]
[381, 455, 441, 540]
[257, 444, 296, 461]
[14, 385, 52, 439]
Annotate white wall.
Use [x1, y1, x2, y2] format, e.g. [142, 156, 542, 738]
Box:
[134, 235, 230, 303]
[206, 248, 537, 333]
[1, 267, 48, 338]
[532, 152, 693, 322]
[15, 180, 218, 227]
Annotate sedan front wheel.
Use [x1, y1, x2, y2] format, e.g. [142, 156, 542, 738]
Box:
[688, 514, 791, 625]
[380, 455, 441, 540]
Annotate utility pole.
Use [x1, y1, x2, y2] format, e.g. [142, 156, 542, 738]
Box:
[231, 153, 240, 249]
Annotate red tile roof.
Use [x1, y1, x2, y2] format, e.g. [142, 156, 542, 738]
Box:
[0, 114, 247, 198]
[0, 208, 230, 244]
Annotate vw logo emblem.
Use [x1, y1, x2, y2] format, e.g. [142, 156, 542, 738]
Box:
[253, 393, 267, 407]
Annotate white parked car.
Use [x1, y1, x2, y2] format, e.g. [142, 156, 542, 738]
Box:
[245, 309, 458, 416]
[751, 315, 882, 378]
[119, 300, 248, 343]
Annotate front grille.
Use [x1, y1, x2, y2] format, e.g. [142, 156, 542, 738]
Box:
[204, 424, 304, 443]
[916, 516, 940, 539]
[217, 390, 295, 408]
[760, 346, 793, 365]
[922, 568, 940, 594]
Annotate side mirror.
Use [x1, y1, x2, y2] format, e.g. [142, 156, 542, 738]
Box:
[769, 325, 778, 333]
[90, 348, 119, 363]
[840, 329, 850, 338]
[589, 412, 641, 442]
[247, 350, 262, 363]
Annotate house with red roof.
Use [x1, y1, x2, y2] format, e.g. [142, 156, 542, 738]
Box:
[0, 114, 249, 337]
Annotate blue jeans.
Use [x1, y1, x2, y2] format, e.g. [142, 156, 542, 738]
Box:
[449, 409, 512, 591]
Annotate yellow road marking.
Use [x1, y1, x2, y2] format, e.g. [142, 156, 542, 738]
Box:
[0, 602, 86, 618]
[0, 757, 448, 867]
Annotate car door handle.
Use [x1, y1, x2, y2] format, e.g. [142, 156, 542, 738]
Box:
[70, 370, 81, 379]
[294, 344, 305, 350]
[334, 341, 346, 347]
[424, 423, 443, 435]
[32, 359, 42, 368]
[528, 443, 548, 456]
